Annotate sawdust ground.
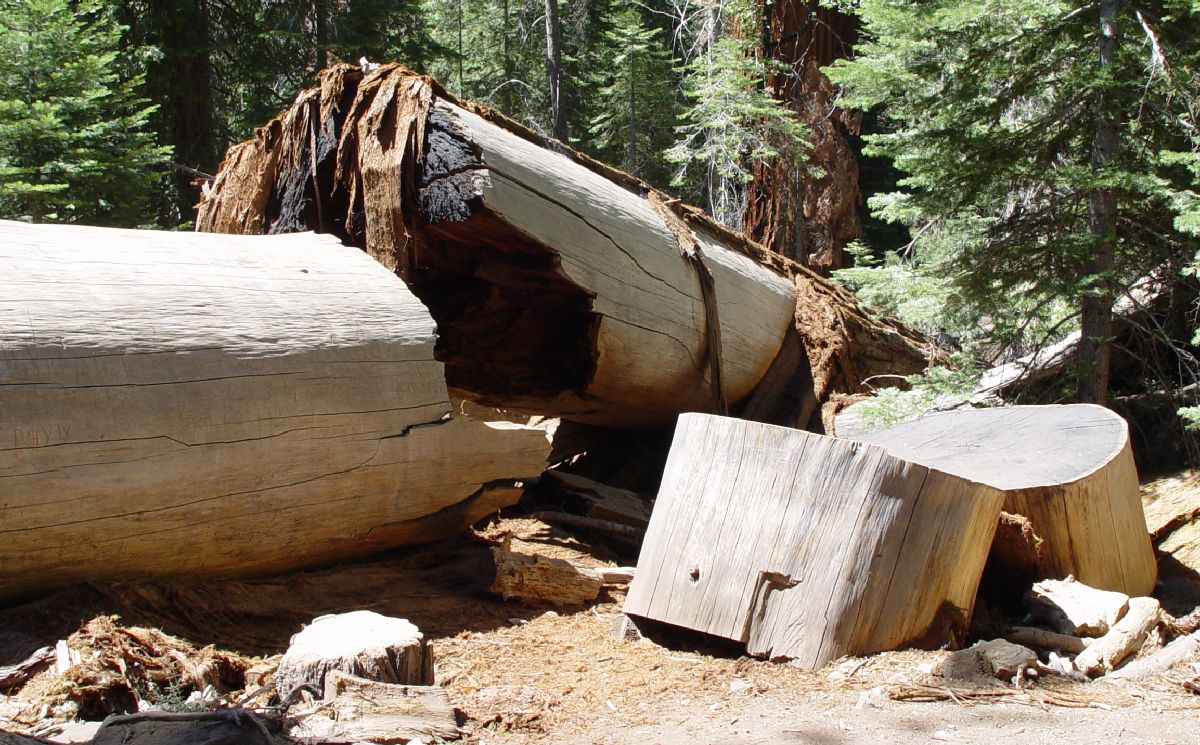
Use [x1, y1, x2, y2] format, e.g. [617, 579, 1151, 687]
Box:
[2, 493, 1200, 744]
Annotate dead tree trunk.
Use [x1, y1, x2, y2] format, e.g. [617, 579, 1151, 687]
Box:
[743, 1, 860, 270]
[0, 220, 550, 600]
[196, 64, 932, 431]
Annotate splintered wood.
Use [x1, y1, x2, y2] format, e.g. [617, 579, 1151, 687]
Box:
[858, 405, 1157, 596]
[196, 63, 932, 431]
[624, 414, 1005, 669]
[290, 671, 460, 743]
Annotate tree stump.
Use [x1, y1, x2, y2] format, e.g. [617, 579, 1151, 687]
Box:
[274, 611, 433, 699]
[624, 414, 1005, 668]
[857, 405, 1157, 596]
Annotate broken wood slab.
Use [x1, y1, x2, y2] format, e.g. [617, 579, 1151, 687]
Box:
[1025, 577, 1130, 637]
[489, 540, 605, 606]
[0, 635, 53, 691]
[624, 414, 1005, 668]
[289, 671, 461, 744]
[0, 221, 550, 600]
[1074, 597, 1162, 677]
[196, 64, 932, 430]
[275, 612, 433, 700]
[539, 471, 653, 528]
[857, 405, 1157, 596]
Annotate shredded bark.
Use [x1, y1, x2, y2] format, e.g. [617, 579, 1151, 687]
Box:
[648, 191, 726, 416]
[196, 63, 935, 425]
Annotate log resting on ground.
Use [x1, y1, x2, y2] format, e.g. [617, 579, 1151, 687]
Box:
[858, 405, 1157, 596]
[0, 221, 550, 600]
[196, 63, 931, 429]
[624, 414, 1005, 668]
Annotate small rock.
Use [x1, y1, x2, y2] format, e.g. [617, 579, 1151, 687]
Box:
[729, 679, 752, 693]
[43, 721, 102, 744]
[854, 685, 887, 710]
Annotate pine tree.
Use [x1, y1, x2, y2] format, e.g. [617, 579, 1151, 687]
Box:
[828, 0, 1200, 404]
[667, 0, 809, 226]
[0, 0, 169, 226]
[587, 6, 677, 186]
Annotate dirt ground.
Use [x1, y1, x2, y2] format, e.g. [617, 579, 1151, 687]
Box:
[2, 486, 1200, 745]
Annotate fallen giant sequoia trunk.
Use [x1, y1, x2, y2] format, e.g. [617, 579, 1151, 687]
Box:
[196, 64, 930, 429]
[0, 221, 550, 599]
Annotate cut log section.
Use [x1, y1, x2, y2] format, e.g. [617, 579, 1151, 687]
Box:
[196, 63, 932, 430]
[857, 405, 1157, 596]
[275, 612, 434, 699]
[623, 414, 1005, 668]
[0, 221, 550, 600]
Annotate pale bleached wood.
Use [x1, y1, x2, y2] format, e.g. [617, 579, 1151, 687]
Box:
[623, 414, 1005, 668]
[1104, 628, 1200, 682]
[291, 671, 461, 744]
[275, 612, 433, 699]
[858, 405, 1157, 596]
[423, 101, 797, 425]
[1025, 577, 1130, 637]
[1074, 597, 1162, 677]
[0, 221, 551, 599]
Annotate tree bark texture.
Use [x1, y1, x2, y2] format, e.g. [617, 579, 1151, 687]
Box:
[742, 1, 861, 270]
[544, 0, 566, 141]
[195, 64, 933, 431]
[1080, 0, 1121, 405]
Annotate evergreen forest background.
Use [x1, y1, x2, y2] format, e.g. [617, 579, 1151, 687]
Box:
[2, 0, 1199, 452]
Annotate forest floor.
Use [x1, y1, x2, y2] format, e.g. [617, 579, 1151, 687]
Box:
[2, 481, 1199, 745]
